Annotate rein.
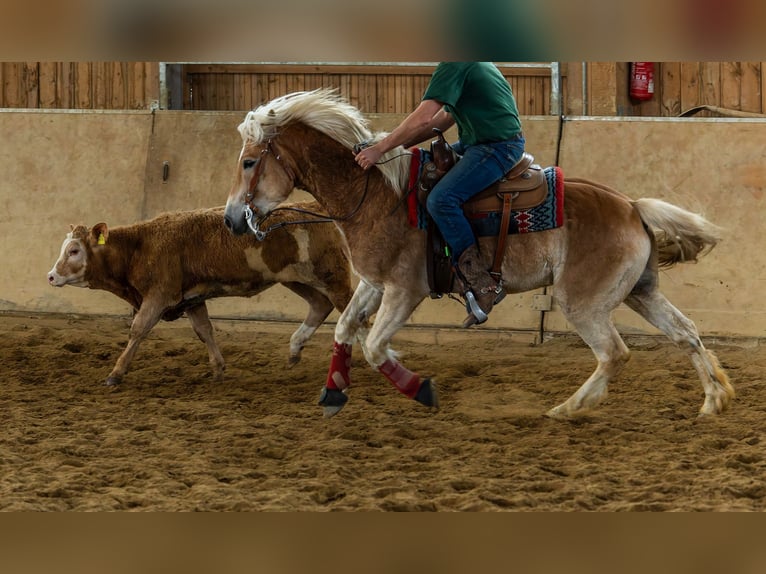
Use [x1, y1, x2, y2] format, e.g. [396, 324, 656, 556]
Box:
[244, 141, 373, 240]
[247, 175, 372, 241]
[242, 138, 408, 241]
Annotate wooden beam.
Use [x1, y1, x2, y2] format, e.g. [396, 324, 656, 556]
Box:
[588, 62, 618, 115]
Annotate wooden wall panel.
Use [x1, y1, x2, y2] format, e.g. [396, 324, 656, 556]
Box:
[573, 62, 766, 117]
[0, 62, 159, 109]
[180, 64, 558, 116]
[1, 62, 763, 118]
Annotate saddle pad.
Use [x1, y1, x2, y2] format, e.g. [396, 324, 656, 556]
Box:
[405, 149, 564, 235]
[467, 166, 565, 236]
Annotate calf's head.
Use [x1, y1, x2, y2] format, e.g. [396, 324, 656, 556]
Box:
[48, 223, 108, 287]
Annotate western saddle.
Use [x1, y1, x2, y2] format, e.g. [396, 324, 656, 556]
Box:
[418, 129, 549, 297]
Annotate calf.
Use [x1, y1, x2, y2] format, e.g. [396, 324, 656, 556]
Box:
[48, 202, 354, 386]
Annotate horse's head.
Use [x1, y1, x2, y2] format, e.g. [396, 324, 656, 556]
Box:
[223, 137, 296, 236]
[223, 88, 407, 237]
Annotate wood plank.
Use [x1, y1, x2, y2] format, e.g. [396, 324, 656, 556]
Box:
[231, 73, 245, 111]
[378, 74, 389, 112]
[93, 62, 107, 108]
[75, 62, 92, 108]
[39, 63, 58, 108]
[539, 76, 549, 115]
[588, 62, 617, 115]
[720, 62, 741, 110]
[700, 62, 721, 106]
[3, 63, 21, 107]
[563, 62, 584, 116]
[111, 62, 126, 109]
[128, 62, 145, 109]
[292, 73, 305, 93]
[217, 72, 234, 110]
[615, 62, 637, 116]
[182, 64, 559, 87]
[338, 74, 350, 105]
[59, 63, 75, 108]
[660, 62, 682, 116]
[253, 74, 265, 107]
[762, 62, 766, 114]
[739, 62, 761, 113]
[680, 62, 701, 115]
[21, 62, 39, 108]
[181, 63, 556, 78]
[147, 62, 160, 108]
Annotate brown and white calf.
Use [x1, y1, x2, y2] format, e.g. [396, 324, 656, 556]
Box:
[48, 202, 354, 385]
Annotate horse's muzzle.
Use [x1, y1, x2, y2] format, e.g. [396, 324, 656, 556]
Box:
[223, 204, 248, 236]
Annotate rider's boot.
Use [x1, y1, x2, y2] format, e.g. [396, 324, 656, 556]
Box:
[455, 244, 502, 328]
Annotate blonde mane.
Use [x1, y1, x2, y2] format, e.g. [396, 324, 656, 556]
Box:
[238, 88, 410, 194]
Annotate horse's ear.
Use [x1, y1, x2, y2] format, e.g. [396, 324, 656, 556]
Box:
[69, 224, 75, 231]
[91, 222, 109, 246]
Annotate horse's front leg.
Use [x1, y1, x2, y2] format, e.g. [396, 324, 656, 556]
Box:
[319, 279, 381, 417]
[363, 286, 439, 410]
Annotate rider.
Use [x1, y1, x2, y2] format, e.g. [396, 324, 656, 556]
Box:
[354, 61, 526, 327]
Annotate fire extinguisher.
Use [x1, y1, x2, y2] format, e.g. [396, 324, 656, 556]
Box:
[630, 62, 655, 101]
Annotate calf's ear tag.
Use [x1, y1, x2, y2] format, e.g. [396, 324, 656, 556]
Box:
[97, 233, 106, 245]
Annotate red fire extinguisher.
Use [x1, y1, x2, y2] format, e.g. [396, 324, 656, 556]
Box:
[630, 62, 655, 101]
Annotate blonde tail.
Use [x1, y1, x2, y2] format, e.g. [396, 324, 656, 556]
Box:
[632, 198, 722, 268]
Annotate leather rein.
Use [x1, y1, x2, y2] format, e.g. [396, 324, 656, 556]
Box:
[243, 138, 372, 241]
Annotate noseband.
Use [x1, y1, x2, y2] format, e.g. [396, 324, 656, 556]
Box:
[242, 137, 374, 241]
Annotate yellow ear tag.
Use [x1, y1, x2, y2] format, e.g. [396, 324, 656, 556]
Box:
[97, 233, 106, 245]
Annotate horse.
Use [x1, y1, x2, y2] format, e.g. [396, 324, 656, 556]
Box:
[223, 88, 734, 419]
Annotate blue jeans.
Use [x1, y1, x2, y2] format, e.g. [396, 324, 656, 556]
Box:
[426, 135, 526, 260]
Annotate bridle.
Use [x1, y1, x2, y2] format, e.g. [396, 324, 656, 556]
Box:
[242, 139, 296, 236]
[241, 137, 374, 240]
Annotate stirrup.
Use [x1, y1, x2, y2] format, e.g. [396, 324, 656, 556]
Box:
[464, 291, 489, 324]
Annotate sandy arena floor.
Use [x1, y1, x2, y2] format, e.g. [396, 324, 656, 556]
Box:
[1, 312, 764, 511]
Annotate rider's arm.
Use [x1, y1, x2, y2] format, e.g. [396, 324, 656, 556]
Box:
[354, 99, 453, 169]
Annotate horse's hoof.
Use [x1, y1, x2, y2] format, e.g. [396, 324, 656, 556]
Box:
[105, 376, 121, 386]
[318, 387, 348, 418]
[545, 405, 568, 419]
[414, 378, 439, 409]
[287, 355, 300, 369]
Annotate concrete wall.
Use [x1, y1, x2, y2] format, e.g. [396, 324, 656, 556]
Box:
[555, 117, 766, 338]
[5, 109, 764, 337]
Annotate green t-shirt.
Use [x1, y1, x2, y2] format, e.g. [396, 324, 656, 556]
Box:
[422, 62, 522, 146]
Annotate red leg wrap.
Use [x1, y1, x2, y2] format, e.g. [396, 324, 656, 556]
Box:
[325, 342, 352, 391]
[379, 359, 420, 398]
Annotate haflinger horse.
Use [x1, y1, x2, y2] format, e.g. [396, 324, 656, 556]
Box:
[223, 88, 734, 419]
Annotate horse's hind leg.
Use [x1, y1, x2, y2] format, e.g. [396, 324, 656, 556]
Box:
[625, 286, 734, 416]
[547, 312, 631, 418]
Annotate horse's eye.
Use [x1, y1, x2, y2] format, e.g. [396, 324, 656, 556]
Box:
[243, 159, 256, 170]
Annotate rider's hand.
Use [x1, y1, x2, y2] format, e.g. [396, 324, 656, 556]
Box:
[354, 145, 383, 170]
